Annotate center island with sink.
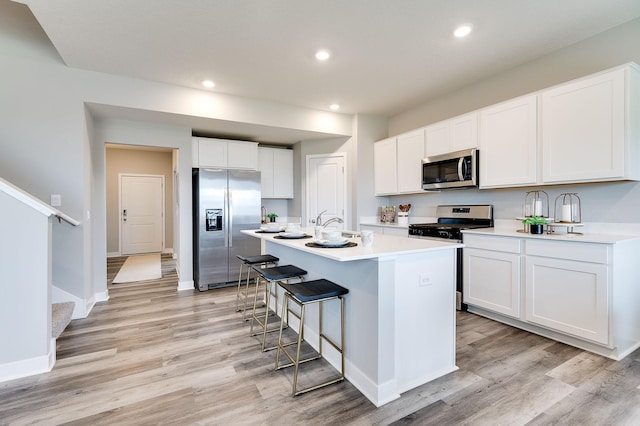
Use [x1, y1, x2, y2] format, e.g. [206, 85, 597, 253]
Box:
[243, 228, 462, 407]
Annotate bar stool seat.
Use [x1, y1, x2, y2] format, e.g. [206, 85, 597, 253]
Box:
[250, 264, 307, 351]
[235, 254, 279, 321]
[275, 278, 349, 396]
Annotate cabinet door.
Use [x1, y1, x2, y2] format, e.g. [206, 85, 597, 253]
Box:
[258, 148, 274, 197]
[374, 137, 398, 195]
[272, 149, 293, 198]
[479, 95, 538, 188]
[450, 112, 478, 152]
[227, 140, 258, 170]
[542, 68, 625, 183]
[525, 256, 609, 345]
[425, 121, 448, 156]
[396, 129, 425, 193]
[463, 248, 521, 318]
[197, 138, 227, 168]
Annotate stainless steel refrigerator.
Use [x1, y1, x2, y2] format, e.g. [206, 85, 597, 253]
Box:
[192, 168, 261, 291]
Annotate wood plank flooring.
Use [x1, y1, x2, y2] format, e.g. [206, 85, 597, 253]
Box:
[2, 254, 640, 425]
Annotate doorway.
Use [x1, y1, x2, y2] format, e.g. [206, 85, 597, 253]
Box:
[119, 174, 164, 254]
[306, 153, 347, 228]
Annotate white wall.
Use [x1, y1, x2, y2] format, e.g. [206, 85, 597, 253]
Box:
[0, 14, 352, 322]
[390, 17, 640, 135]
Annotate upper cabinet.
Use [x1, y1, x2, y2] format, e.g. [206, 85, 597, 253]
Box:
[541, 65, 640, 184]
[193, 137, 258, 170]
[374, 137, 398, 195]
[396, 129, 426, 193]
[373, 63, 640, 193]
[374, 129, 425, 195]
[425, 112, 478, 157]
[479, 95, 538, 188]
[258, 147, 293, 199]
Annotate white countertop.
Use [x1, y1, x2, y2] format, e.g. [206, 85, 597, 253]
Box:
[243, 228, 462, 262]
[463, 226, 640, 244]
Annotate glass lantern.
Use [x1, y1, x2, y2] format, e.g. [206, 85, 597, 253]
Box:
[523, 190, 549, 218]
[554, 193, 581, 224]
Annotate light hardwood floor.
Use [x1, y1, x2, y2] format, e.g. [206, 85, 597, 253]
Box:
[2, 255, 640, 425]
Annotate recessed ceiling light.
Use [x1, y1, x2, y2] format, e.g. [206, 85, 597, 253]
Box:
[315, 50, 330, 61]
[453, 25, 472, 38]
[329, 104, 340, 111]
[202, 80, 215, 88]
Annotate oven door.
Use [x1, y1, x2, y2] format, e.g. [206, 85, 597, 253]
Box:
[422, 148, 478, 190]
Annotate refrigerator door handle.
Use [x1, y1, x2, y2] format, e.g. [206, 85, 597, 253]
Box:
[224, 188, 229, 248]
[228, 189, 233, 247]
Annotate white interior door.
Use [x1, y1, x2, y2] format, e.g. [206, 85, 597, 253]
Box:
[120, 174, 164, 255]
[306, 154, 346, 228]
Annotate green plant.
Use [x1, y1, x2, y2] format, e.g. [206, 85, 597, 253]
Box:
[267, 212, 278, 219]
[522, 215, 548, 225]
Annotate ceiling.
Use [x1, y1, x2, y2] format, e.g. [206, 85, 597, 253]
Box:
[11, 0, 640, 142]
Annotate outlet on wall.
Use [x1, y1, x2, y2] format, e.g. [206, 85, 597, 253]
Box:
[50, 194, 61, 207]
[419, 273, 432, 287]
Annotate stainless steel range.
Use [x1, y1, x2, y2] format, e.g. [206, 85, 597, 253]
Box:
[409, 205, 494, 310]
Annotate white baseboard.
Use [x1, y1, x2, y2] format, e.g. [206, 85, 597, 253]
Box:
[0, 347, 54, 383]
[178, 280, 194, 291]
[107, 251, 121, 258]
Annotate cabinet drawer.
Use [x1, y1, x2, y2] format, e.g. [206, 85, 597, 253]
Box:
[463, 234, 522, 253]
[525, 240, 609, 264]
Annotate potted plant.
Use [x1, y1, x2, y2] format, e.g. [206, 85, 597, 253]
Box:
[522, 215, 547, 234]
[267, 212, 278, 223]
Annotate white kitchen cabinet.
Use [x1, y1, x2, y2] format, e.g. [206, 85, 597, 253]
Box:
[374, 130, 425, 195]
[479, 95, 538, 188]
[463, 235, 522, 318]
[460, 230, 640, 360]
[258, 147, 293, 198]
[525, 255, 609, 345]
[541, 65, 640, 184]
[425, 112, 478, 157]
[193, 137, 258, 170]
[374, 137, 398, 195]
[396, 129, 425, 193]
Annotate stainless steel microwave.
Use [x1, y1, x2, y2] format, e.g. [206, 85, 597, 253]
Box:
[422, 148, 479, 190]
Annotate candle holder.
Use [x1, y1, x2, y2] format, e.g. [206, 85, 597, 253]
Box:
[523, 190, 549, 218]
[554, 193, 581, 223]
[550, 193, 583, 235]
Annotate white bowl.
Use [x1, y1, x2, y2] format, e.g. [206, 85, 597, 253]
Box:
[322, 230, 342, 241]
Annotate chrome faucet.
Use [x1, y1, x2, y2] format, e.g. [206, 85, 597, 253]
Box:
[322, 217, 344, 228]
[314, 210, 327, 226]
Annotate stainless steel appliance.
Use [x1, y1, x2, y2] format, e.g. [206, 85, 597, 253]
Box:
[192, 168, 261, 291]
[409, 204, 493, 310]
[422, 148, 479, 190]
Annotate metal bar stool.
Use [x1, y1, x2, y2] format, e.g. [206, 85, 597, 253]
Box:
[250, 264, 307, 352]
[235, 254, 279, 321]
[275, 279, 349, 396]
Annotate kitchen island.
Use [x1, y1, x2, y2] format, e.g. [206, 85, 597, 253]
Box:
[244, 229, 462, 407]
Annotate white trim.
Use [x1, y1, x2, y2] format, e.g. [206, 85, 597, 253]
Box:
[0, 348, 55, 383]
[51, 285, 85, 319]
[178, 280, 194, 291]
[0, 177, 80, 226]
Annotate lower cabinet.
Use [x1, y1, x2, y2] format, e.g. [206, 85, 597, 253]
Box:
[525, 255, 609, 345]
[462, 233, 633, 357]
[464, 247, 521, 318]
